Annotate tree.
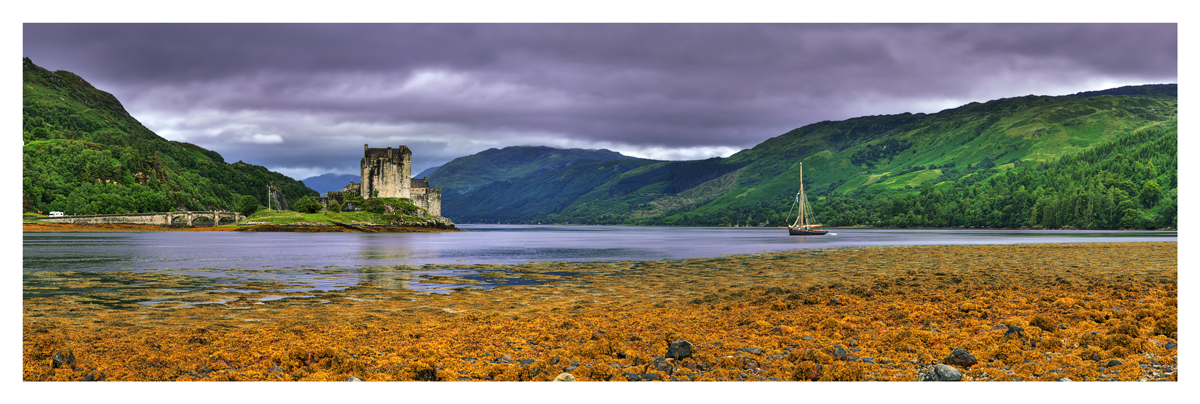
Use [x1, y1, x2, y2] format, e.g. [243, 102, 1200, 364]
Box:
[293, 195, 322, 214]
[1140, 181, 1162, 208]
[328, 200, 343, 213]
[238, 195, 260, 217]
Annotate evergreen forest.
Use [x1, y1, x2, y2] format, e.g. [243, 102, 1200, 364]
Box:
[22, 58, 316, 215]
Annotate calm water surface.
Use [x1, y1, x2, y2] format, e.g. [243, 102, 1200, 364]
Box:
[23, 225, 1176, 273]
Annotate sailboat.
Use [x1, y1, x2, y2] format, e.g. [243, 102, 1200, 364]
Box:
[782, 163, 828, 236]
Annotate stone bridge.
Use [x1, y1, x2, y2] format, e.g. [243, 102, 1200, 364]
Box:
[39, 211, 246, 227]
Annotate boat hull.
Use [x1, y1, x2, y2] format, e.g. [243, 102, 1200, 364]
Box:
[787, 226, 828, 236]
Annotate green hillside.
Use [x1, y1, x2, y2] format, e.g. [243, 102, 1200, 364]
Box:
[21, 58, 316, 215]
[428, 146, 631, 196]
[444, 85, 1177, 229]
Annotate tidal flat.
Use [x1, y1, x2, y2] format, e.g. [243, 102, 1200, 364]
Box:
[23, 242, 1177, 381]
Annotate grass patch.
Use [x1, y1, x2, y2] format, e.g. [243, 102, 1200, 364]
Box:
[242, 210, 423, 226]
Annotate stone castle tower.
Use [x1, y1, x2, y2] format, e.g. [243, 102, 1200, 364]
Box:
[340, 144, 441, 217]
[360, 144, 413, 199]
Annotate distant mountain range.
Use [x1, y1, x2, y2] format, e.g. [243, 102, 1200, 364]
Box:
[298, 173, 359, 195]
[427, 84, 1177, 229]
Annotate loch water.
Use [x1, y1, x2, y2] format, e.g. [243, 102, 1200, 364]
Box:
[24, 225, 1176, 273]
[22, 226, 1176, 297]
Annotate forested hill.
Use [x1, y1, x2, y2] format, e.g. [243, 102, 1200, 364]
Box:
[22, 58, 316, 214]
[443, 84, 1176, 229]
[428, 146, 632, 196]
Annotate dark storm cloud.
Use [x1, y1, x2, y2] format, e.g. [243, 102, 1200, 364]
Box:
[22, 23, 1177, 179]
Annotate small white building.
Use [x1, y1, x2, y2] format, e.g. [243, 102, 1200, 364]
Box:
[49, 211, 65, 217]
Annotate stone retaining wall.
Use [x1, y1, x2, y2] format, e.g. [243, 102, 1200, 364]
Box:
[40, 211, 245, 227]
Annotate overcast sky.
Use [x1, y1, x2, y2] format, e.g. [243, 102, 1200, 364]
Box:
[22, 23, 1177, 180]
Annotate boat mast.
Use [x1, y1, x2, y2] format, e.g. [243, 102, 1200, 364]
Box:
[798, 163, 805, 229]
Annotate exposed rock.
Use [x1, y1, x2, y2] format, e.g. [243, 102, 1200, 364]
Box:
[641, 373, 660, 381]
[832, 345, 848, 361]
[919, 364, 963, 381]
[519, 359, 536, 367]
[554, 372, 576, 382]
[623, 372, 641, 381]
[346, 376, 363, 382]
[1004, 325, 1025, 339]
[51, 350, 75, 369]
[667, 340, 694, 360]
[591, 330, 607, 340]
[935, 364, 963, 381]
[740, 347, 763, 356]
[1106, 359, 1123, 367]
[943, 348, 978, 368]
[652, 357, 673, 374]
[1165, 342, 1177, 350]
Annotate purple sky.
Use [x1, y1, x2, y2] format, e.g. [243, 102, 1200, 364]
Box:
[22, 23, 1177, 180]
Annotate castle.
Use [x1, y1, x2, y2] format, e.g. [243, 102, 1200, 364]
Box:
[317, 144, 442, 216]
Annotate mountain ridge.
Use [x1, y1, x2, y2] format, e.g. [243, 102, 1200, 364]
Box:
[299, 173, 361, 195]
[440, 84, 1176, 228]
[427, 145, 633, 196]
[22, 58, 317, 214]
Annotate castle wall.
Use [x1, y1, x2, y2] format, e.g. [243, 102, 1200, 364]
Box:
[410, 187, 441, 217]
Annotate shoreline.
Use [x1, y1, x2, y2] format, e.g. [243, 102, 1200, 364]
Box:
[21, 222, 461, 233]
[22, 221, 1173, 233]
[448, 223, 1176, 231]
[23, 242, 1177, 381]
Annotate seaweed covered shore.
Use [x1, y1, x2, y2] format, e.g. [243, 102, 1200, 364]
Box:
[23, 242, 1176, 381]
